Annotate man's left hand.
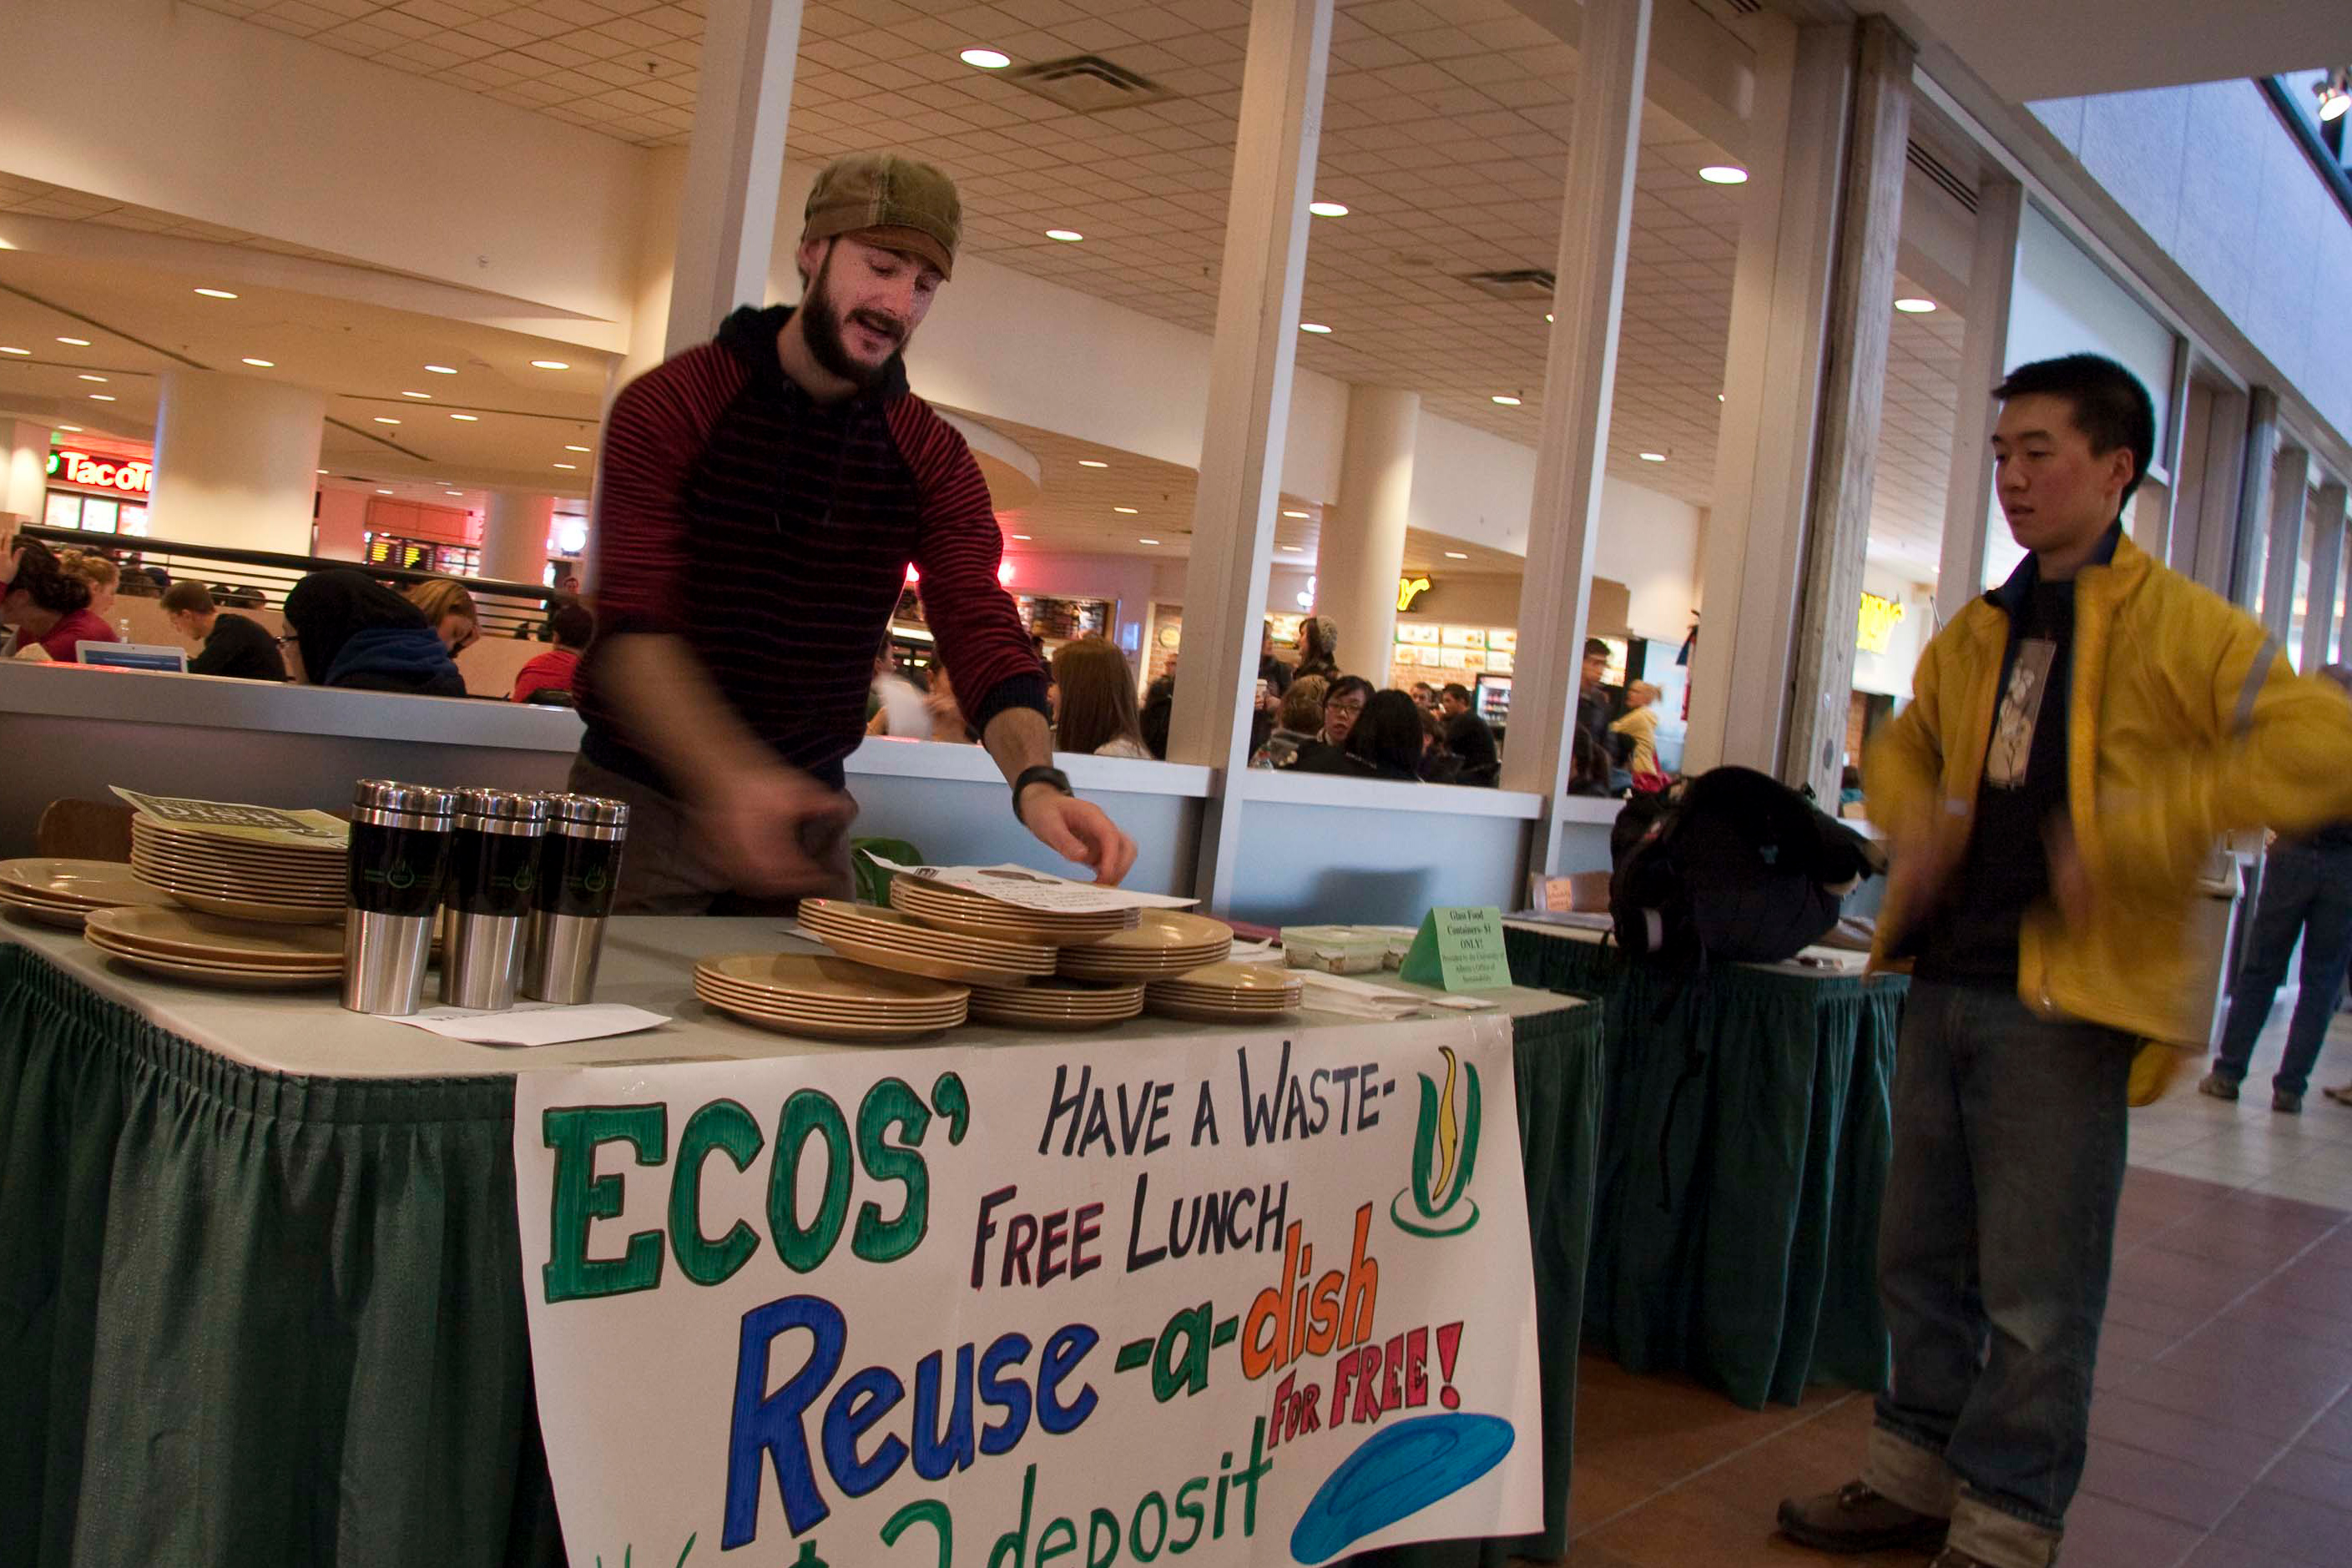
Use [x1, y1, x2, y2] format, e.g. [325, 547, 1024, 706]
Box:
[1021, 789, 1137, 885]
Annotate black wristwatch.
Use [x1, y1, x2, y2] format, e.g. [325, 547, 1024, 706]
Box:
[1012, 765, 1073, 824]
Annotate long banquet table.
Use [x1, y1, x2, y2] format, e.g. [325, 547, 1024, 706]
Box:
[1503, 917, 1907, 1409]
[0, 914, 1602, 1568]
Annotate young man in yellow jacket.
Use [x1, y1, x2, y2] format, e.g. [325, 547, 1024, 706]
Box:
[1779, 354, 2352, 1568]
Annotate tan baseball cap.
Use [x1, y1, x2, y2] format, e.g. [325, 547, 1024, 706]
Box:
[803, 153, 961, 280]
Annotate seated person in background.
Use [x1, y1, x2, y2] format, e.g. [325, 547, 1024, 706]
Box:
[512, 599, 594, 703]
[1341, 690, 1426, 782]
[283, 569, 467, 698]
[1418, 707, 1462, 784]
[1052, 636, 1153, 758]
[1290, 674, 1374, 774]
[1252, 675, 1328, 769]
[1439, 682, 1501, 786]
[58, 550, 121, 621]
[406, 577, 481, 657]
[1609, 679, 1662, 777]
[161, 581, 288, 682]
[115, 561, 161, 599]
[1, 540, 119, 661]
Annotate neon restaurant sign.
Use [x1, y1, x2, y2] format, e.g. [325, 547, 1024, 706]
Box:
[46, 449, 154, 497]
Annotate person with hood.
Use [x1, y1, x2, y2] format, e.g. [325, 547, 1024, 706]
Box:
[576, 150, 1134, 912]
[281, 569, 467, 698]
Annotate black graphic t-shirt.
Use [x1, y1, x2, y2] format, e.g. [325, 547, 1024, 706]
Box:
[1915, 579, 2075, 989]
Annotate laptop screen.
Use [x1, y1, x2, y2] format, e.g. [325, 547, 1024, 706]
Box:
[76, 642, 191, 673]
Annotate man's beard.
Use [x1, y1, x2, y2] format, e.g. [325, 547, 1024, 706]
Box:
[800, 248, 909, 390]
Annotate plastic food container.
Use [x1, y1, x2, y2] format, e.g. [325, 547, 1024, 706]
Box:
[1279, 925, 1392, 974]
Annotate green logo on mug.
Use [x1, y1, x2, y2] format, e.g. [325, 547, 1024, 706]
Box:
[386, 863, 415, 890]
[582, 865, 608, 895]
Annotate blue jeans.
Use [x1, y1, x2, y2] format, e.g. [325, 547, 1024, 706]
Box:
[1865, 982, 2133, 1567]
[2214, 839, 2352, 1097]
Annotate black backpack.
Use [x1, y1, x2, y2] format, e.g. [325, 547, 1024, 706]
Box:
[1609, 766, 1875, 966]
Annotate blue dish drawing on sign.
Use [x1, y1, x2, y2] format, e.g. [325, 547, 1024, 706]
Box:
[1288, 1412, 1516, 1564]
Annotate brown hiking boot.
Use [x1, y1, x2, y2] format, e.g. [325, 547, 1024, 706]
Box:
[1777, 1480, 1951, 1555]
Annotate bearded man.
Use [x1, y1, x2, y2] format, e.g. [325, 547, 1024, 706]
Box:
[575, 153, 1134, 910]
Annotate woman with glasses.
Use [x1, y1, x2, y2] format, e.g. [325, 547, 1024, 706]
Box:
[1290, 673, 1373, 774]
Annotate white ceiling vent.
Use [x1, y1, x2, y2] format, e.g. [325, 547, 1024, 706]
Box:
[1005, 55, 1173, 115]
[1457, 268, 1557, 302]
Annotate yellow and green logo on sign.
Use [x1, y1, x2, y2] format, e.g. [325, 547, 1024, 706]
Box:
[1392, 1046, 1481, 1238]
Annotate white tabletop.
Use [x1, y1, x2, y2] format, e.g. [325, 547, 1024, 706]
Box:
[3, 913, 1587, 1081]
[1502, 914, 1877, 978]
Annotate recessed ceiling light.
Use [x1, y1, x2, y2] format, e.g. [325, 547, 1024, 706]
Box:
[1078, 459, 1108, 468]
[401, 390, 433, 399]
[450, 412, 479, 421]
[1698, 165, 1749, 184]
[1545, 312, 1554, 322]
[1113, 506, 1139, 514]
[1012, 533, 1032, 540]
[194, 287, 239, 299]
[0, 346, 27, 355]
[564, 444, 592, 452]
[1279, 544, 1302, 552]
[1308, 200, 1349, 217]
[1138, 537, 1160, 546]
[317, 468, 329, 475]
[1719, 393, 1726, 401]
[1491, 394, 1522, 406]
[446, 490, 463, 497]
[1638, 451, 1667, 461]
[1444, 551, 1470, 559]
[1299, 322, 1331, 334]
[58, 424, 82, 432]
[424, 364, 457, 374]
[88, 394, 115, 401]
[1281, 509, 1309, 518]
[553, 462, 578, 470]
[373, 416, 401, 425]
[377, 487, 394, 494]
[1045, 229, 1083, 243]
[960, 47, 1011, 68]
[241, 357, 275, 367]
[1894, 297, 1937, 314]
[78, 374, 106, 382]
[56, 336, 90, 346]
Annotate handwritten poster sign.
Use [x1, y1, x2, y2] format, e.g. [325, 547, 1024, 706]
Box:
[514, 1017, 1541, 1566]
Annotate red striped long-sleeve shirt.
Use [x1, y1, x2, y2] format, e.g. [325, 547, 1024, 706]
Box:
[578, 304, 1047, 792]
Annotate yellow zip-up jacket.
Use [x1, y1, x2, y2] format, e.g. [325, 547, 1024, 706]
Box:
[1865, 532, 2352, 1043]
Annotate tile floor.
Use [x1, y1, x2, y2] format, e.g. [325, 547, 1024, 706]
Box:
[1538, 1013, 2352, 1567]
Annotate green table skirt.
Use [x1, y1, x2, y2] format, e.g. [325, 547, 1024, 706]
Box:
[1505, 925, 1906, 1409]
[0, 945, 1603, 1568]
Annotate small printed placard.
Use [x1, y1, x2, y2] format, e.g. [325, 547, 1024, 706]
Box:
[1397, 905, 1512, 991]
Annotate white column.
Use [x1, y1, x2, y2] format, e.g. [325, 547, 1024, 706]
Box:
[3, 420, 50, 522]
[147, 370, 326, 554]
[2304, 481, 2347, 672]
[1500, 0, 1651, 878]
[1164, 0, 1334, 913]
[663, 0, 802, 355]
[2262, 445, 2312, 643]
[1683, 19, 1852, 775]
[314, 487, 369, 562]
[2230, 387, 2281, 610]
[1934, 179, 2022, 626]
[1784, 15, 1916, 801]
[483, 491, 555, 587]
[1317, 386, 1418, 687]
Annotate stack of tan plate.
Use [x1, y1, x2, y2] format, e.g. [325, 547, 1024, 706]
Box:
[1057, 910, 1234, 980]
[694, 953, 967, 1041]
[0, 858, 180, 928]
[889, 875, 1138, 945]
[967, 976, 1146, 1031]
[129, 816, 345, 925]
[799, 898, 1056, 986]
[1144, 961, 1305, 1022]
[82, 905, 344, 989]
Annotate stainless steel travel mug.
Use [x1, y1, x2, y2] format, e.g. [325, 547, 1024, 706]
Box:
[439, 788, 552, 1010]
[524, 793, 630, 1004]
[343, 779, 457, 1016]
